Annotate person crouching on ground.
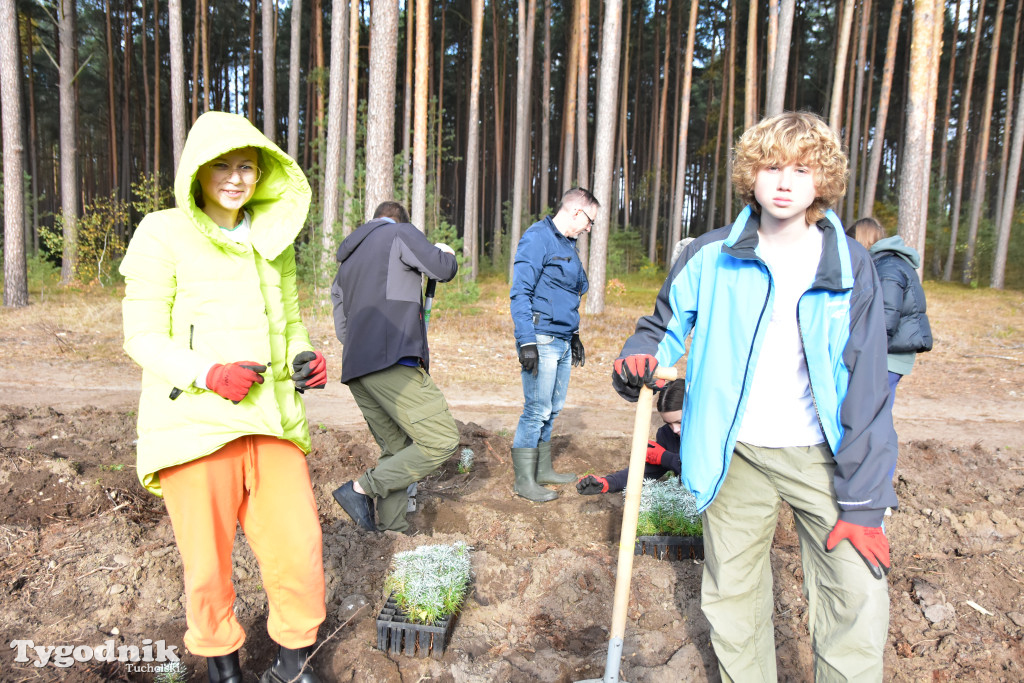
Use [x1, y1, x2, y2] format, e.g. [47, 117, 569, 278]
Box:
[612, 112, 898, 681]
[120, 111, 328, 683]
[508, 188, 596, 501]
[577, 379, 685, 495]
[329, 201, 460, 533]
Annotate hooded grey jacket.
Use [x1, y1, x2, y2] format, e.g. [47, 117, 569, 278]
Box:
[331, 218, 458, 383]
[869, 235, 933, 376]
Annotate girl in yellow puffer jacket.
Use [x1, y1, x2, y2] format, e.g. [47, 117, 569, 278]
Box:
[120, 111, 326, 683]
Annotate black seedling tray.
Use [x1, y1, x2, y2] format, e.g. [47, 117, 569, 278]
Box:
[375, 594, 458, 659]
[634, 535, 704, 561]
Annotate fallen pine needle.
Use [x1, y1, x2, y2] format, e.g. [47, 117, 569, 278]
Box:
[965, 600, 994, 616]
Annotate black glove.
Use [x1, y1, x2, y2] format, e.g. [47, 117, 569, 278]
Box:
[518, 343, 538, 376]
[571, 333, 585, 367]
[576, 475, 609, 495]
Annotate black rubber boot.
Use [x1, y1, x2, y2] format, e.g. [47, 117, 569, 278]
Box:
[207, 651, 242, 683]
[259, 644, 320, 683]
[512, 448, 558, 502]
[535, 441, 575, 485]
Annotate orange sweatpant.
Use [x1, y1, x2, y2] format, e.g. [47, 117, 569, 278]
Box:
[160, 435, 326, 656]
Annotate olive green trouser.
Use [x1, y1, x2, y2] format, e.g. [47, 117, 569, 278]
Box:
[701, 442, 890, 683]
[348, 364, 459, 532]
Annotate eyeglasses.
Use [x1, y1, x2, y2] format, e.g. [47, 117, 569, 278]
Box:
[578, 209, 595, 228]
[206, 161, 262, 185]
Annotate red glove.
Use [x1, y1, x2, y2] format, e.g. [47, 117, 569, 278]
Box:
[646, 440, 666, 466]
[613, 354, 663, 390]
[576, 475, 609, 495]
[206, 362, 266, 402]
[825, 519, 891, 579]
[291, 350, 327, 392]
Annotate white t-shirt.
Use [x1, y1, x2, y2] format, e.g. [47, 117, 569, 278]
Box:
[737, 226, 825, 448]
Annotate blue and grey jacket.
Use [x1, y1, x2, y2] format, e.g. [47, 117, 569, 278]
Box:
[510, 216, 589, 344]
[615, 207, 898, 527]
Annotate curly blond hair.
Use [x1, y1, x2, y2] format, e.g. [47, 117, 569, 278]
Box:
[732, 112, 848, 225]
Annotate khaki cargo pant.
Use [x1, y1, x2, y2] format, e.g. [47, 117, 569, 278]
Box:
[701, 441, 890, 682]
[348, 364, 459, 532]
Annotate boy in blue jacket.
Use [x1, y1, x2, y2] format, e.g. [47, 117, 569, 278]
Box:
[613, 112, 897, 681]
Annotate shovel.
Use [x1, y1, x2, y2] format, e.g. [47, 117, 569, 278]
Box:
[408, 277, 438, 509]
[580, 365, 678, 683]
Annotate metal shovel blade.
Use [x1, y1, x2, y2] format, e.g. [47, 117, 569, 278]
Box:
[577, 366, 678, 683]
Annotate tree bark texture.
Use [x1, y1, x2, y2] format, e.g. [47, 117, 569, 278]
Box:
[586, 0, 624, 314]
[58, 0, 78, 284]
[287, 0, 303, 160]
[1, 0, 27, 305]
[861, 0, 903, 218]
[365, 0, 399, 222]
[412, 0, 430, 229]
[463, 0, 484, 279]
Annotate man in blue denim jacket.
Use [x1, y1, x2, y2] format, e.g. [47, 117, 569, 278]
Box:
[509, 188, 595, 501]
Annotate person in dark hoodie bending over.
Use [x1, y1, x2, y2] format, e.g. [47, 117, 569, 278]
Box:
[330, 201, 460, 533]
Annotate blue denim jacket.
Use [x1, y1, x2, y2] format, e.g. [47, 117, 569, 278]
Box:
[510, 217, 589, 344]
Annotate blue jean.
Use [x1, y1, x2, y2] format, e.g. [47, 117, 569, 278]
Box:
[513, 335, 571, 448]
[886, 371, 902, 412]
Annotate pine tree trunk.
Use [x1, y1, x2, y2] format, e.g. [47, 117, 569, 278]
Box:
[963, 0, 1005, 283]
[403, 0, 413, 203]
[262, 0, 277, 139]
[619, 0, 632, 231]
[412, 0, 430, 229]
[936, 0, 962, 211]
[168, 0, 185, 170]
[1, 0, 27, 305]
[724, 0, 735, 217]
[463, 0, 484, 279]
[576, 0, 590, 188]
[744, 0, 758, 128]
[366, 0, 399, 221]
[647, 0, 672, 263]
[845, 0, 871, 226]
[24, 16, 40, 249]
[342, 0, 360, 236]
[200, 0, 209, 112]
[897, 0, 942, 268]
[560, 0, 579, 192]
[668, 0, 698, 261]
[287, 0, 303, 160]
[828, 0, 856, 132]
[861, 0, 903, 218]
[104, 0, 117, 194]
[540, 0, 551, 213]
[321, 0, 348, 280]
[992, 64, 1024, 288]
[248, 0, 256, 120]
[764, 0, 794, 117]
[509, 0, 536, 279]
[586, 0, 624, 314]
[58, 0, 78, 283]
[994, 0, 1023, 232]
[491, 1, 506, 266]
[944, 0, 984, 280]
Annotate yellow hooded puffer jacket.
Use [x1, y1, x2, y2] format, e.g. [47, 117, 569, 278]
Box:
[120, 111, 314, 496]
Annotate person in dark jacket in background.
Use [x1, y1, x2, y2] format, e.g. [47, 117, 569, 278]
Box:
[329, 201, 460, 533]
[852, 217, 933, 411]
[577, 380, 685, 495]
[509, 188, 595, 502]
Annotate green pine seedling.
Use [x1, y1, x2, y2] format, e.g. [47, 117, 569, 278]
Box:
[384, 542, 472, 625]
[634, 478, 703, 537]
[457, 448, 474, 474]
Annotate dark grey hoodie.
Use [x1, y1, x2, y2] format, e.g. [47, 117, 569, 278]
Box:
[330, 218, 458, 383]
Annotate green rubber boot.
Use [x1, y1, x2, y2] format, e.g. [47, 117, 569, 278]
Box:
[512, 448, 558, 502]
[535, 441, 575, 485]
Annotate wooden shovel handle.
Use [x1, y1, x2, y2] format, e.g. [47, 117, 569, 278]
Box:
[609, 365, 679, 641]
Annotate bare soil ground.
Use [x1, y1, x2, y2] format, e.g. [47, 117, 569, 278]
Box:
[1, 282, 1023, 682]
